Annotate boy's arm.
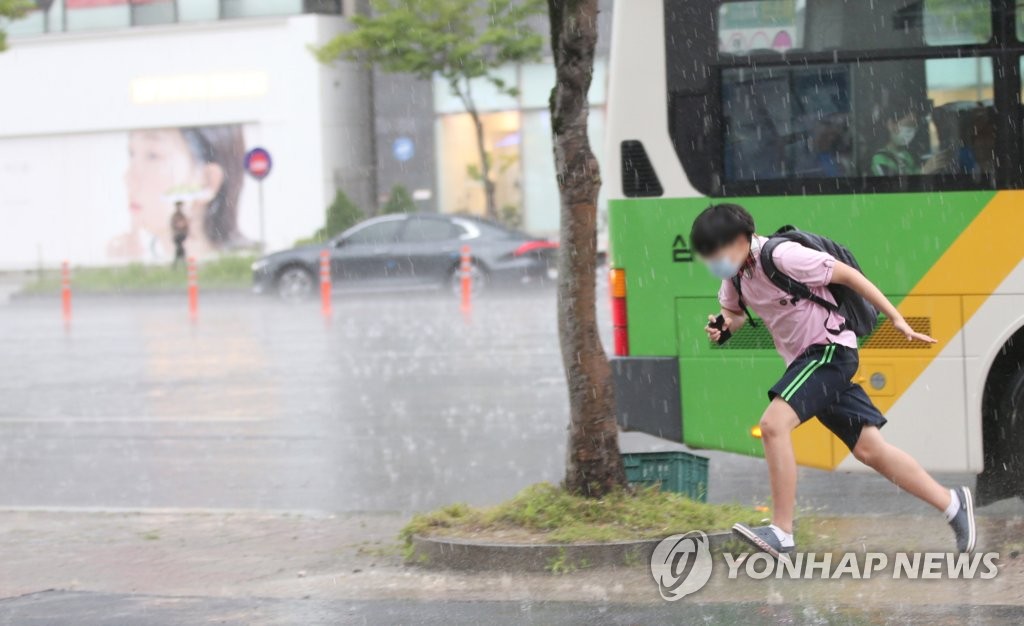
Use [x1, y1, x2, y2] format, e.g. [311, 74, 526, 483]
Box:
[705, 308, 746, 343]
[722, 307, 747, 331]
[830, 262, 936, 343]
[706, 278, 748, 343]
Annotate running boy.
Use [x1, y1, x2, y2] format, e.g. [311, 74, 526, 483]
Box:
[690, 203, 975, 557]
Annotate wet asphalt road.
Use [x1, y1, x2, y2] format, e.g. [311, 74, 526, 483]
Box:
[0, 289, 1019, 518]
[4, 591, 1024, 626]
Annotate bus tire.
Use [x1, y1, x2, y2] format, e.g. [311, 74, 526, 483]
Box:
[997, 367, 1024, 502]
[977, 332, 1024, 505]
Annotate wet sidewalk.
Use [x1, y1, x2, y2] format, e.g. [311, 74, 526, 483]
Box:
[1, 509, 1023, 623]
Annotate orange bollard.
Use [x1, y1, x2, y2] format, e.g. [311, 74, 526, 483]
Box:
[187, 257, 199, 322]
[320, 249, 332, 318]
[460, 245, 472, 317]
[61, 260, 72, 325]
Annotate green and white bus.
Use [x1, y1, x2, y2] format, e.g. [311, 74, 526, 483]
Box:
[606, 0, 1024, 504]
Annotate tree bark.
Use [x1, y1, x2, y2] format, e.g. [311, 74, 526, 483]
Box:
[467, 106, 499, 220]
[548, 0, 626, 497]
[454, 80, 499, 220]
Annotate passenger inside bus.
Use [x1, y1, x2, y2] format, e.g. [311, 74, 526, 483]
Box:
[953, 106, 997, 179]
[870, 107, 951, 177]
[809, 116, 852, 177]
[723, 101, 785, 181]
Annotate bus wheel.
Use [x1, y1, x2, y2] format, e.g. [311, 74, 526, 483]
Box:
[998, 368, 1024, 502]
[979, 364, 1024, 505]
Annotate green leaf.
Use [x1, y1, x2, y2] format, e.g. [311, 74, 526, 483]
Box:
[0, 0, 33, 52]
[312, 0, 545, 99]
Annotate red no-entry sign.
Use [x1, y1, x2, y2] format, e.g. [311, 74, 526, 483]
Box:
[244, 147, 272, 180]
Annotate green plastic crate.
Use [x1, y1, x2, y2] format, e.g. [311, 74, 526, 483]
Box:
[622, 450, 709, 501]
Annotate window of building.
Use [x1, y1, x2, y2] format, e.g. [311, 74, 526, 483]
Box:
[176, 0, 218, 22]
[65, 0, 130, 32]
[221, 0, 302, 19]
[432, 67, 519, 115]
[434, 110, 522, 218]
[302, 0, 340, 15]
[4, 0, 340, 36]
[520, 58, 608, 109]
[131, 0, 176, 26]
[3, 14, 38, 37]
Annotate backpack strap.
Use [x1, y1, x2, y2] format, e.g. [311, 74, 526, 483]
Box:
[759, 235, 846, 335]
[730, 274, 758, 328]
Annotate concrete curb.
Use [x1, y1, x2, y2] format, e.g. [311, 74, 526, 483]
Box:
[409, 530, 736, 572]
[10, 289, 252, 301]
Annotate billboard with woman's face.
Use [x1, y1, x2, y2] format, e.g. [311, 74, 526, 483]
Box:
[114, 125, 251, 261]
[0, 123, 259, 268]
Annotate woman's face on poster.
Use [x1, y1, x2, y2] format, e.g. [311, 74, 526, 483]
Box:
[124, 129, 212, 237]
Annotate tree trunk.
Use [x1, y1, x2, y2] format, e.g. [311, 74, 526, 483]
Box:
[467, 106, 498, 220]
[548, 0, 626, 497]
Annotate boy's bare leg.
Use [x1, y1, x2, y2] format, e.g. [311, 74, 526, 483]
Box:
[852, 426, 952, 511]
[759, 398, 802, 534]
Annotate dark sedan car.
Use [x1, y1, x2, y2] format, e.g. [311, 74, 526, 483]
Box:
[252, 214, 559, 299]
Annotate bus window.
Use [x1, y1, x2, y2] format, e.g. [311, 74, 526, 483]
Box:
[720, 57, 994, 185]
[717, 0, 990, 55]
[723, 65, 851, 181]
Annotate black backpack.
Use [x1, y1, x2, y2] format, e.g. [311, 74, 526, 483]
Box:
[731, 226, 879, 337]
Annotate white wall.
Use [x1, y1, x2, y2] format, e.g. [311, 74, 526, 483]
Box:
[0, 14, 372, 268]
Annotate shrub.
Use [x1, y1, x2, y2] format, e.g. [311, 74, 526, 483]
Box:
[321, 189, 365, 238]
[381, 184, 417, 215]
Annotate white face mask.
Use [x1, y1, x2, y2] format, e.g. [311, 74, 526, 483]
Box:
[706, 256, 742, 280]
[894, 124, 917, 147]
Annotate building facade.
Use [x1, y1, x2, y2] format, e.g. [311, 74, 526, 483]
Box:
[374, 2, 613, 238]
[0, 0, 612, 268]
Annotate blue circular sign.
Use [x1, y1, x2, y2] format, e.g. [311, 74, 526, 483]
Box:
[244, 147, 272, 180]
[392, 137, 415, 162]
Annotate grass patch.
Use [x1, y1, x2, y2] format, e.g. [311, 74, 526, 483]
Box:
[401, 482, 770, 547]
[23, 255, 256, 294]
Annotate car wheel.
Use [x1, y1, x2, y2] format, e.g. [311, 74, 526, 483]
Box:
[450, 262, 487, 297]
[276, 266, 315, 301]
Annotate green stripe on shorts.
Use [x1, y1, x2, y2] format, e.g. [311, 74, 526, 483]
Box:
[782, 344, 836, 402]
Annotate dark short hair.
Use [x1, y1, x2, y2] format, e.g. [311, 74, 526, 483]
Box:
[881, 103, 924, 125]
[689, 203, 755, 256]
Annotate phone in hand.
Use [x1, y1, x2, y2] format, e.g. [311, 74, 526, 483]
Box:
[708, 314, 732, 345]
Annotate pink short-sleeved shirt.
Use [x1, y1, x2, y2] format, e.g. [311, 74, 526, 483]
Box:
[718, 236, 858, 365]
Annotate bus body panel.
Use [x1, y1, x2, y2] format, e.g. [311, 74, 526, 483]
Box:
[605, 0, 691, 200]
[607, 2, 1024, 475]
[608, 190, 1024, 473]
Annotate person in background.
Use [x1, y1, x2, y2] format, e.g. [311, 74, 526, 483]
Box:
[954, 107, 997, 180]
[170, 202, 189, 269]
[811, 116, 852, 177]
[871, 108, 950, 176]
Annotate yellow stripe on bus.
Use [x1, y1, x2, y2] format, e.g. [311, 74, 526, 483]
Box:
[793, 190, 1024, 469]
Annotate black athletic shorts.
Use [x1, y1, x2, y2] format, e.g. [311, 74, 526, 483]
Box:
[768, 343, 887, 451]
